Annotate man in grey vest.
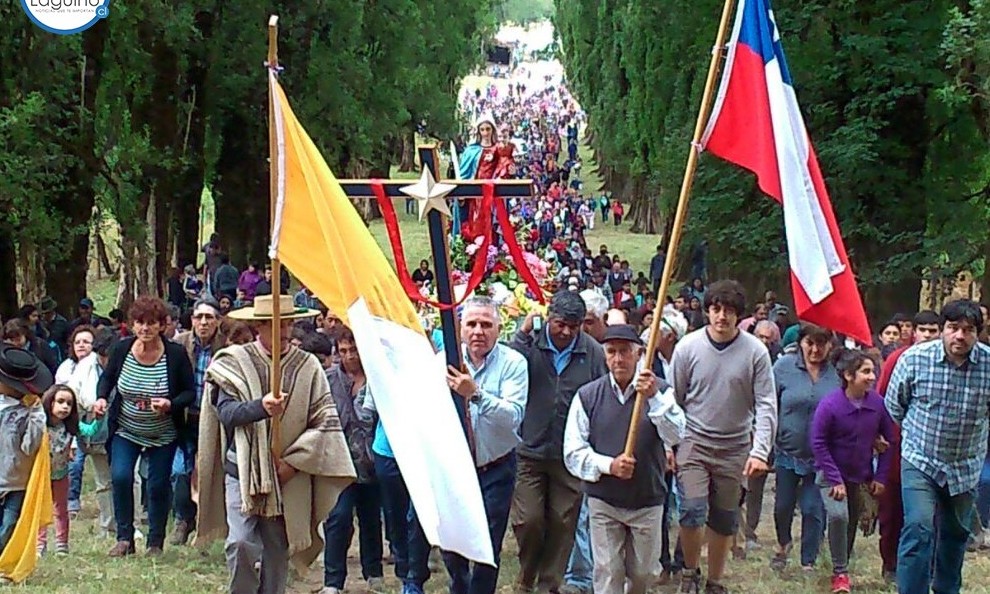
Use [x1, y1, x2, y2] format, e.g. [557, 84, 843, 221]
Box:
[510, 291, 608, 593]
[563, 325, 685, 594]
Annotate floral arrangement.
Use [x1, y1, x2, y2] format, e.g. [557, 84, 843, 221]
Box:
[419, 219, 553, 341]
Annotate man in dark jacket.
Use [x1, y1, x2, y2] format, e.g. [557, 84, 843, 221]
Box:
[213, 254, 240, 301]
[508, 291, 607, 593]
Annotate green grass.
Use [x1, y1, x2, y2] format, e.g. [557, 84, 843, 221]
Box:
[27, 471, 990, 593]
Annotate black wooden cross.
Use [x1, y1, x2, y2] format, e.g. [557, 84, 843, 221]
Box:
[338, 144, 533, 444]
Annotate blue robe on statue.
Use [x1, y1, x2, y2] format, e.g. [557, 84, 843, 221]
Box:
[452, 143, 484, 235]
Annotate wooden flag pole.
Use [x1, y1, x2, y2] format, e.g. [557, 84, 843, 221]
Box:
[623, 0, 737, 457]
[267, 14, 284, 458]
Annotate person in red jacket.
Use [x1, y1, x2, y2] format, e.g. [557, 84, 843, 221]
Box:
[875, 310, 941, 583]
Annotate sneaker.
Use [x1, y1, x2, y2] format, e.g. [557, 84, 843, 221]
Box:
[134, 528, 145, 541]
[318, 588, 342, 594]
[704, 582, 729, 594]
[830, 573, 851, 593]
[745, 538, 761, 551]
[55, 542, 69, 556]
[168, 520, 194, 546]
[146, 546, 163, 557]
[108, 541, 135, 557]
[36, 544, 46, 557]
[367, 577, 386, 592]
[401, 584, 426, 594]
[801, 565, 815, 573]
[679, 568, 702, 594]
[67, 499, 81, 513]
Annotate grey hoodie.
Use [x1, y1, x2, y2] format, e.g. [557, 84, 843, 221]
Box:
[0, 396, 47, 494]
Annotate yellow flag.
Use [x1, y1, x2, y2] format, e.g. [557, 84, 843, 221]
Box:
[0, 431, 51, 583]
[267, 71, 494, 565]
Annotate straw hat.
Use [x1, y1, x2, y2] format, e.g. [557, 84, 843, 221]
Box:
[227, 294, 320, 321]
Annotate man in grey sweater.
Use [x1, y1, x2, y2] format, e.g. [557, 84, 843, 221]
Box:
[670, 280, 777, 594]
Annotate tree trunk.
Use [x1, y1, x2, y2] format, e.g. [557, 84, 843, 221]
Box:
[172, 10, 212, 271]
[628, 180, 659, 234]
[0, 235, 17, 318]
[43, 21, 106, 313]
[214, 113, 269, 267]
[399, 127, 416, 172]
[15, 239, 46, 307]
[116, 232, 137, 313]
[96, 231, 115, 277]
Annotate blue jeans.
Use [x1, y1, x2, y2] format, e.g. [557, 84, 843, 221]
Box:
[660, 472, 684, 572]
[375, 453, 430, 591]
[171, 430, 197, 523]
[442, 454, 516, 594]
[774, 465, 825, 566]
[110, 435, 177, 547]
[324, 482, 384, 588]
[0, 490, 26, 554]
[897, 461, 974, 594]
[564, 495, 593, 591]
[976, 458, 990, 529]
[68, 447, 86, 507]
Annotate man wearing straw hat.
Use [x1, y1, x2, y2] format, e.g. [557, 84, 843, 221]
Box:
[195, 294, 356, 594]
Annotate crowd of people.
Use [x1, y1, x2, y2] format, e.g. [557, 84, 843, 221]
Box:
[0, 65, 989, 594]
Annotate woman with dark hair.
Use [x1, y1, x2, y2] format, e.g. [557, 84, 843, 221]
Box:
[877, 322, 902, 360]
[92, 296, 195, 557]
[769, 324, 839, 572]
[55, 325, 95, 384]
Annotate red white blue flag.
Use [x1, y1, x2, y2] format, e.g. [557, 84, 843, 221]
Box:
[702, 0, 872, 346]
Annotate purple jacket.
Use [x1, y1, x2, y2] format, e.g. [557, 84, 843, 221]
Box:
[810, 387, 895, 487]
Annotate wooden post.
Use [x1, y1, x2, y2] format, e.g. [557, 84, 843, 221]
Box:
[267, 14, 284, 458]
[623, 0, 738, 456]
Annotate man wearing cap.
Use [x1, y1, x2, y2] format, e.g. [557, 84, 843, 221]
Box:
[169, 297, 227, 546]
[509, 291, 607, 593]
[38, 297, 70, 357]
[69, 298, 108, 336]
[563, 325, 685, 594]
[196, 295, 355, 594]
[0, 345, 54, 572]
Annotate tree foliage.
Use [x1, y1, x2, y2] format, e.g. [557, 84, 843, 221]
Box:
[0, 0, 492, 315]
[556, 0, 990, 318]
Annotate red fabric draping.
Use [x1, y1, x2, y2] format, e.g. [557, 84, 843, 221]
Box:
[372, 181, 492, 310]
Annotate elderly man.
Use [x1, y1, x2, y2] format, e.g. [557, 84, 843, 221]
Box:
[563, 325, 685, 594]
[886, 300, 990, 594]
[561, 290, 611, 594]
[196, 295, 355, 594]
[510, 291, 607, 593]
[441, 296, 529, 594]
[169, 297, 226, 546]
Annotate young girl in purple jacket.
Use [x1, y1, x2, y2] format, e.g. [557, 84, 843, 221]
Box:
[811, 349, 895, 593]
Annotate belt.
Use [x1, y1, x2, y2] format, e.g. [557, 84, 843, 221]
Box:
[476, 452, 512, 474]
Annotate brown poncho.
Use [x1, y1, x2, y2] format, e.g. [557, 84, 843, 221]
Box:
[195, 342, 355, 571]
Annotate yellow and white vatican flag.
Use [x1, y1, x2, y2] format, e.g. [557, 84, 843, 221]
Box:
[266, 71, 493, 565]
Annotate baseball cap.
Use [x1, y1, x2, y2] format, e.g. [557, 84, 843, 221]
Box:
[79, 298, 95, 309]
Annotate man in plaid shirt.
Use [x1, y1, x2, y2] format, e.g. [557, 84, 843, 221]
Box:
[885, 300, 990, 594]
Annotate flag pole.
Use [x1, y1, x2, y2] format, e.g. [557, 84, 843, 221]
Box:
[267, 14, 284, 458]
[623, 0, 737, 457]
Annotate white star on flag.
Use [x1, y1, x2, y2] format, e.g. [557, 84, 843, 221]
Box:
[400, 167, 456, 221]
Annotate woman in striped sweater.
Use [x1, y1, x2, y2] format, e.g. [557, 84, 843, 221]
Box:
[93, 296, 195, 557]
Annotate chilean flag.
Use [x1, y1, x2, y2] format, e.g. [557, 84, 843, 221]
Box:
[701, 0, 872, 346]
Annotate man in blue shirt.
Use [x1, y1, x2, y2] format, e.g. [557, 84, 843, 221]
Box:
[886, 300, 990, 594]
[509, 291, 607, 593]
[441, 296, 529, 594]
